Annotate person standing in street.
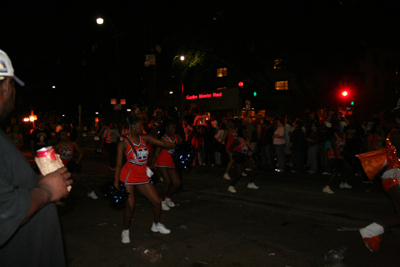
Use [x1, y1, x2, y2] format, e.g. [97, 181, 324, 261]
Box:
[273, 117, 287, 172]
[115, 116, 175, 244]
[359, 108, 400, 252]
[151, 119, 183, 211]
[31, 119, 52, 157]
[103, 122, 120, 171]
[55, 129, 98, 200]
[0, 49, 72, 266]
[227, 126, 258, 193]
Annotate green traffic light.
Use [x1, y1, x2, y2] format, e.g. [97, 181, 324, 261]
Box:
[351, 101, 354, 105]
[253, 91, 257, 97]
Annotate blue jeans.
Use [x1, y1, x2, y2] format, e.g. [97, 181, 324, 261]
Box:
[274, 144, 286, 171]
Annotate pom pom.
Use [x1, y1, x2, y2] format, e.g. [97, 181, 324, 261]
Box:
[173, 141, 196, 171]
[101, 181, 129, 210]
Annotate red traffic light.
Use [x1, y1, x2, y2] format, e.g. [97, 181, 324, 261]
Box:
[238, 81, 244, 88]
[342, 91, 348, 96]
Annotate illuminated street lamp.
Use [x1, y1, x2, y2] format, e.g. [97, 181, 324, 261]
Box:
[172, 55, 185, 115]
[96, 16, 121, 101]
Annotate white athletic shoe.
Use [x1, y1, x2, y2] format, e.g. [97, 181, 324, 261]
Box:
[161, 201, 170, 211]
[87, 191, 98, 199]
[151, 222, 171, 234]
[247, 182, 259, 189]
[228, 186, 236, 193]
[322, 186, 334, 194]
[340, 182, 353, 189]
[242, 172, 248, 177]
[223, 173, 231, 180]
[165, 197, 175, 207]
[121, 229, 130, 244]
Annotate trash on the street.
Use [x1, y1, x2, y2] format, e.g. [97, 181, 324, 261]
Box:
[137, 246, 162, 263]
[324, 246, 347, 262]
[269, 253, 275, 256]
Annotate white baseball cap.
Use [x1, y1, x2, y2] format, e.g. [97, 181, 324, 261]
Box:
[0, 49, 25, 86]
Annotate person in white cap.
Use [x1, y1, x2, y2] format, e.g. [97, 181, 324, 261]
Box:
[0, 49, 72, 266]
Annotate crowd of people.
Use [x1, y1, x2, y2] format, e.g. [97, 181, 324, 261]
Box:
[2, 47, 400, 266]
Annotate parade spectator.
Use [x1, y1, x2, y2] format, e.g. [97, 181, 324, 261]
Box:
[214, 122, 226, 166]
[367, 123, 385, 151]
[290, 120, 306, 173]
[343, 116, 365, 176]
[273, 117, 286, 172]
[102, 122, 120, 171]
[193, 109, 206, 126]
[8, 124, 24, 151]
[0, 49, 72, 266]
[260, 120, 274, 170]
[182, 118, 193, 142]
[31, 119, 52, 157]
[306, 122, 320, 174]
[204, 120, 217, 166]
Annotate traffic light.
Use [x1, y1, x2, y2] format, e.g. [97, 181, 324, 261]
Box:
[238, 81, 244, 88]
[253, 91, 257, 97]
[342, 91, 348, 96]
[351, 101, 354, 105]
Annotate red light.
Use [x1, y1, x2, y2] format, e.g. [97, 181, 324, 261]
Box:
[238, 81, 244, 88]
[342, 91, 348, 96]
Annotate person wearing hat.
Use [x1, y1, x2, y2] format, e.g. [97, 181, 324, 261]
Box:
[0, 49, 72, 266]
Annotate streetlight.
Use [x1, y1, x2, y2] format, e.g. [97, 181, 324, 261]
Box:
[172, 55, 185, 115]
[96, 16, 121, 101]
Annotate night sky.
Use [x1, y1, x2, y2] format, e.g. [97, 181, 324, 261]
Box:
[2, 0, 400, 119]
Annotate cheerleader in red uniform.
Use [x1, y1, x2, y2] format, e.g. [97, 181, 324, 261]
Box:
[227, 126, 258, 193]
[8, 124, 23, 151]
[359, 108, 400, 252]
[114, 116, 175, 244]
[151, 119, 183, 211]
[221, 119, 238, 180]
[54, 130, 98, 200]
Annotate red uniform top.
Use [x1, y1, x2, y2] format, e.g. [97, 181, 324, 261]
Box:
[155, 134, 177, 168]
[327, 133, 346, 159]
[119, 136, 149, 185]
[57, 141, 74, 165]
[233, 137, 252, 156]
[226, 128, 237, 152]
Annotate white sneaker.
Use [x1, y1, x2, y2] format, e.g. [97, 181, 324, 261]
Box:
[121, 229, 130, 244]
[228, 186, 236, 193]
[161, 201, 170, 211]
[223, 173, 231, 180]
[165, 197, 175, 207]
[242, 172, 248, 177]
[87, 191, 98, 200]
[340, 182, 353, 189]
[322, 186, 334, 194]
[247, 182, 259, 189]
[151, 222, 171, 234]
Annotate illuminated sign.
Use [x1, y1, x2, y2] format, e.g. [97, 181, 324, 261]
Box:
[186, 92, 223, 100]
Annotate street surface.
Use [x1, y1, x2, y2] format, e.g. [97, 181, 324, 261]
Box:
[24, 148, 400, 267]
